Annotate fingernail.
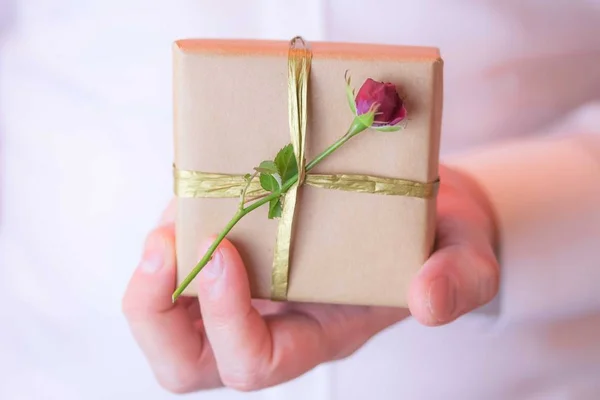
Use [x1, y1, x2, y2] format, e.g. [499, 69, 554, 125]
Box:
[202, 248, 224, 280]
[428, 276, 456, 322]
[139, 234, 166, 274]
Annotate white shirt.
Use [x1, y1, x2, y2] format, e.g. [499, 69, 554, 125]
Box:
[1, 1, 599, 399]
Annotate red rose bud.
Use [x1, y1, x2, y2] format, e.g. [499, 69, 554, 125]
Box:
[355, 78, 407, 127]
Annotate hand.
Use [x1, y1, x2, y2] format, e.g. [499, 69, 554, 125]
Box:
[122, 165, 499, 393]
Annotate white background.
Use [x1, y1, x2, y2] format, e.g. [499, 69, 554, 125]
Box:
[1, 1, 599, 399]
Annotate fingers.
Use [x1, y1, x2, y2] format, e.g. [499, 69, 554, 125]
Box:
[196, 238, 276, 390]
[125, 199, 410, 393]
[122, 222, 221, 393]
[196, 238, 410, 391]
[408, 167, 500, 326]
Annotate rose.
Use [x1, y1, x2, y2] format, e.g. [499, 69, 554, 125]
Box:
[345, 73, 407, 133]
[356, 78, 407, 126]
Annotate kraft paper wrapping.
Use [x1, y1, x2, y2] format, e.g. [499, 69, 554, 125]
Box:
[173, 39, 443, 307]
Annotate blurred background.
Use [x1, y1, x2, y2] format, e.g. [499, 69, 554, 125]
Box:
[0, 1, 599, 399]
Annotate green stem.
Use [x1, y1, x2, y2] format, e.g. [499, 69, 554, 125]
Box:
[305, 120, 364, 171]
[239, 171, 258, 210]
[172, 120, 368, 302]
[172, 209, 245, 301]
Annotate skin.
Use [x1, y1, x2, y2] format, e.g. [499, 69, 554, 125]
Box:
[122, 165, 500, 393]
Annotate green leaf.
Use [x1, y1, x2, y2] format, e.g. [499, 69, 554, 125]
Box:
[259, 173, 280, 192]
[243, 173, 252, 181]
[345, 71, 357, 115]
[254, 160, 278, 174]
[274, 144, 298, 183]
[268, 198, 282, 219]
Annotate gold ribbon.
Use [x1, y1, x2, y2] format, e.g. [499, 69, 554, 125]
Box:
[174, 169, 440, 200]
[270, 37, 312, 300]
[174, 36, 439, 301]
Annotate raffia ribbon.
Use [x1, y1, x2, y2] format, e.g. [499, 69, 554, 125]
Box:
[173, 37, 440, 301]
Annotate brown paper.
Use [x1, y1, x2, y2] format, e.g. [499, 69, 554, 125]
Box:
[173, 38, 443, 307]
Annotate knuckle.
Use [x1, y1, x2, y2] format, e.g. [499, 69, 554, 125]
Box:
[482, 256, 500, 301]
[209, 302, 254, 332]
[152, 223, 175, 241]
[220, 368, 266, 392]
[121, 288, 150, 321]
[471, 247, 500, 304]
[158, 378, 192, 395]
[120, 291, 137, 319]
[155, 365, 200, 394]
[120, 288, 157, 324]
[451, 244, 500, 309]
[120, 284, 149, 320]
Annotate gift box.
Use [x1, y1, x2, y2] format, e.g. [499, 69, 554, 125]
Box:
[173, 37, 443, 307]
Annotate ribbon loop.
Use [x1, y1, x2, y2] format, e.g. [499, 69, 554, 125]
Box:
[287, 36, 311, 186]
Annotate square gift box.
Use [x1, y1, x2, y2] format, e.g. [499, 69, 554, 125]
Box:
[172, 37, 443, 307]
